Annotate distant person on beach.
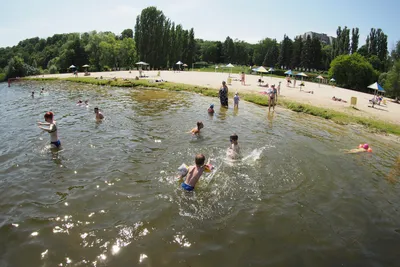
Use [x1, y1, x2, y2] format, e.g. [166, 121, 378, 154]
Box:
[227, 134, 240, 159]
[332, 96, 347, 103]
[177, 154, 212, 191]
[219, 81, 229, 108]
[286, 77, 291, 87]
[208, 104, 215, 114]
[37, 111, 61, 148]
[31, 91, 34, 98]
[189, 121, 204, 136]
[94, 107, 104, 120]
[278, 82, 281, 95]
[241, 72, 246, 85]
[294, 78, 297, 88]
[234, 92, 240, 109]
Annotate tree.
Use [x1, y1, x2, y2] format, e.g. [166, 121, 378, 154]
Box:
[291, 36, 303, 69]
[310, 37, 322, 70]
[253, 38, 278, 66]
[351, 28, 359, 54]
[263, 40, 279, 67]
[278, 35, 293, 69]
[222, 36, 235, 63]
[321, 45, 332, 70]
[384, 60, 400, 98]
[120, 29, 133, 39]
[328, 53, 377, 90]
[301, 35, 312, 69]
[6, 56, 25, 78]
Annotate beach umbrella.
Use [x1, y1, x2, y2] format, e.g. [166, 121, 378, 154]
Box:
[69, 65, 76, 69]
[316, 75, 324, 87]
[176, 61, 183, 65]
[82, 64, 90, 68]
[226, 63, 234, 75]
[256, 66, 268, 73]
[368, 82, 385, 96]
[284, 70, 292, 75]
[183, 64, 188, 67]
[296, 72, 308, 77]
[135, 61, 149, 65]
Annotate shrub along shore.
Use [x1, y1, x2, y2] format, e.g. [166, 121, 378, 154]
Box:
[25, 77, 400, 136]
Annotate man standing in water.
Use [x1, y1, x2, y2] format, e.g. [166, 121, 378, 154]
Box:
[94, 107, 104, 120]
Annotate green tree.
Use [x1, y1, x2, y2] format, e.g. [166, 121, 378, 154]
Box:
[120, 29, 133, 39]
[263, 40, 279, 67]
[384, 60, 400, 98]
[6, 56, 25, 78]
[291, 36, 303, 69]
[253, 38, 277, 66]
[301, 35, 312, 69]
[328, 53, 377, 90]
[278, 34, 293, 69]
[311, 37, 322, 70]
[321, 45, 332, 70]
[222, 36, 235, 63]
[351, 28, 359, 54]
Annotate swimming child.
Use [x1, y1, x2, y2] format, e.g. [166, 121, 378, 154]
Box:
[84, 100, 89, 106]
[234, 92, 240, 109]
[77, 100, 83, 106]
[189, 121, 204, 136]
[227, 134, 240, 159]
[94, 107, 104, 120]
[177, 154, 211, 191]
[345, 143, 373, 154]
[37, 111, 61, 148]
[31, 91, 34, 98]
[40, 88, 44, 95]
[208, 104, 215, 114]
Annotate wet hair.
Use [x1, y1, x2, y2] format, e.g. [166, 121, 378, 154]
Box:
[197, 121, 204, 129]
[44, 111, 54, 120]
[195, 154, 206, 166]
[94, 107, 99, 111]
[230, 134, 238, 142]
[222, 81, 226, 85]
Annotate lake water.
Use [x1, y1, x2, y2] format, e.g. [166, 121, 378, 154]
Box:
[0, 81, 399, 267]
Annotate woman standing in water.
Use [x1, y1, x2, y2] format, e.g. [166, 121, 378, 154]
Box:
[37, 111, 61, 148]
[219, 81, 229, 108]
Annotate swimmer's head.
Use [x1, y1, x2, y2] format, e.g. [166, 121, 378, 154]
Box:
[197, 121, 204, 129]
[210, 104, 214, 108]
[44, 111, 54, 121]
[195, 154, 206, 167]
[85, 100, 88, 104]
[78, 100, 82, 103]
[235, 92, 238, 95]
[31, 91, 34, 94]
[363, 144, 369, 150]
[230, 134, 238, 143]
[94, 107, 99, 113]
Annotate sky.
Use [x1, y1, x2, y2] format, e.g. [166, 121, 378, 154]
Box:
[1, 0, 399, 50]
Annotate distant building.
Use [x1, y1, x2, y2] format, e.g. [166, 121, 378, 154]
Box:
[297, 31, 335, 45]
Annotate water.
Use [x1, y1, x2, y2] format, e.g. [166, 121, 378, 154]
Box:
[0, 81, 399, 267]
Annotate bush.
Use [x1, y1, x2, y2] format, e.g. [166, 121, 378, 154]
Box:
[49, 65, 58, 74]
[0, 73, 6, 82]
[43, 69, 49, 75]
[328, 53, 377, 90]
[103, 65, 111, 71]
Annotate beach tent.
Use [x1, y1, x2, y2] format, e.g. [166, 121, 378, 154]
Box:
[284, 70, 293, 75]
[256, 66, 268, 73]
[368, 82, 385, 95]
[176, 61, 183, 65]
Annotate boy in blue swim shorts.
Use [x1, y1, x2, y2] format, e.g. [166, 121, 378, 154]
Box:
[178, 154, 208, 191]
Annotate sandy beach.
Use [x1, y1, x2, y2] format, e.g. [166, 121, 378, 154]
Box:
[39, 70, 400, 125]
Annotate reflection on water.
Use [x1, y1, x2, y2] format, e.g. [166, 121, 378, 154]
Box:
[0, 81, 400, 267]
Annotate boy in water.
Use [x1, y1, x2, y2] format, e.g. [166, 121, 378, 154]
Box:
[189, 121, 204, 136]
[208, 104, 215, 114]
[31, 91, 34, 98]
[37, 111, 61, 148]
[94, 107, 104, 120]
[234, 92, 240, 109]
[178, 154, 209, 191]
[227, 134, 240, 159]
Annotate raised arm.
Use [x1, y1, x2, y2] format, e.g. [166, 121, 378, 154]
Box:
[38, 122, 51, 126]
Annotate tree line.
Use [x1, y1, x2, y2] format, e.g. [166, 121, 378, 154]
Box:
[0, 6, 398, 98]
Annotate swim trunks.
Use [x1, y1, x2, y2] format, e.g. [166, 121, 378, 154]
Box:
[181, 183, 194, 191]
[51, 140, 61, 148]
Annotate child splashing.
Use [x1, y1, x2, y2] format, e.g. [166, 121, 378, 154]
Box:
[37, 111, 61, 148]
[177, 154, 213, 191]
[227, 134, 240, 159]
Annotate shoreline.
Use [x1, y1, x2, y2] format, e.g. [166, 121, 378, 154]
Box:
[24, 76, 400, 136]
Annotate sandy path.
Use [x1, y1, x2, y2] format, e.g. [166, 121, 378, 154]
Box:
[37, 70, 400, 124]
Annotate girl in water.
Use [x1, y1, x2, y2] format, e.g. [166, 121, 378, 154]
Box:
[37, 111, 61, 148]
[189, 121, 204, 136]
[345, 143, 372, 154]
